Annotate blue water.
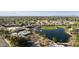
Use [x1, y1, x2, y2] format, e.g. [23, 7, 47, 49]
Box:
[38, 28, 71, 42]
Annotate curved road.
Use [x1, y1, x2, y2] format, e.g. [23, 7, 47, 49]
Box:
[0, 34, 9, 47]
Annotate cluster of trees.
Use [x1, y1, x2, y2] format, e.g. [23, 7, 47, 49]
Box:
[0, 16, 79, 25]
[8, 36, 34, 47]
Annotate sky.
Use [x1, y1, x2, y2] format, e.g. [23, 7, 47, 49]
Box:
[0, 11, 79, 16]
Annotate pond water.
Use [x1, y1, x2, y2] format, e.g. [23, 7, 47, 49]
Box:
[38, 28, 71, 42]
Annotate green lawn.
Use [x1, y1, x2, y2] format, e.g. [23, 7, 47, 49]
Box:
[56, 25, 66, 28]
[75, 22, 79, 25]
[41, 26, 57, 30]
[41, 25, 68, 30]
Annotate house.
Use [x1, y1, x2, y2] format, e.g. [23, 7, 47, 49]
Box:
[68, 28, 73, 32]
[69, 22, 75, 25]
[7, 27, 20, 32]
[6, 26, 29, 32]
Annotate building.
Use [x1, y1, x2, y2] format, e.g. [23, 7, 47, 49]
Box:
[7, 27, 20, 32]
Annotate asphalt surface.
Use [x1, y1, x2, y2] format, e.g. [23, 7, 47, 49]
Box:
[0, 35, 9, 47]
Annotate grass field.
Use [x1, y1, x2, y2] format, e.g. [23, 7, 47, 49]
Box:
[41, 25, 67, 30]
[41, 26, 57, 30]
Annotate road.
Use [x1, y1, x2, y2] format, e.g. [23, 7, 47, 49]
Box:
[0, 34, 9, 47]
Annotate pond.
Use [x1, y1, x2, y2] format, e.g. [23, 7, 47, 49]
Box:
[38, 28, 71, 42]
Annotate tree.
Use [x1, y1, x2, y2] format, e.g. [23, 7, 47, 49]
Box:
[9, 36, 34, 47]
[16, 37, 33, 47]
